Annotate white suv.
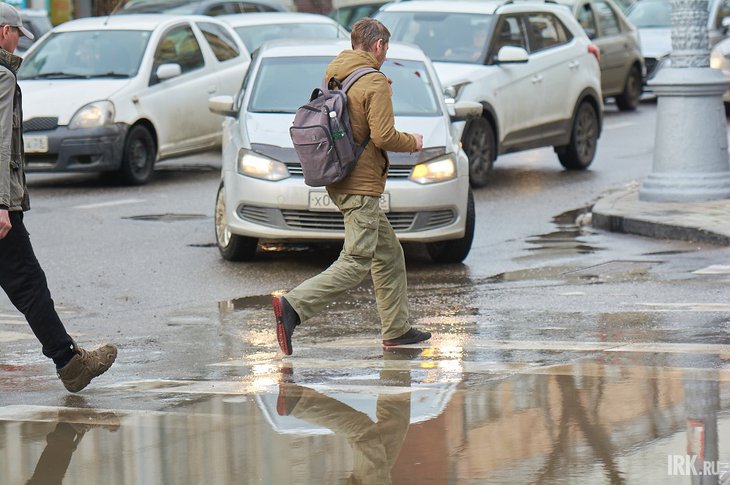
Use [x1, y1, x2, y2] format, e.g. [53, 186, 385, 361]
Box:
[376, 1, 603, 187]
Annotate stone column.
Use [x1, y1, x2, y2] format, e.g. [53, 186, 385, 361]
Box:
[639, 0, 730, 202]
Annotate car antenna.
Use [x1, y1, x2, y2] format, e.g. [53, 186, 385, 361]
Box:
[104, 0, 127, 25]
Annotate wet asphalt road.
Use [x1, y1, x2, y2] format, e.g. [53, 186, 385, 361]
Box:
[2, 102, 730, 484]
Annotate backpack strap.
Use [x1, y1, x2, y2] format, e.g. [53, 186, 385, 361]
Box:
[342, 67, 382, 154]
[340, 67, 380, 93]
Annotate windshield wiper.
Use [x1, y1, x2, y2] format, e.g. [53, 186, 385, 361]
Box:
[252, 109, 293, 114]
[27, 72, 88, 79]
[84, 72, 131, 79]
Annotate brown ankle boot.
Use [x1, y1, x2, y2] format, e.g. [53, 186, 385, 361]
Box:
[57, 344, 117, 393]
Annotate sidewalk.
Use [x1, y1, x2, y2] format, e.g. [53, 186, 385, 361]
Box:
[592, 182, 730, 246]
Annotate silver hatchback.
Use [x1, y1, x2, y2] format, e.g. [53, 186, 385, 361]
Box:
[209, 40, 481, 263]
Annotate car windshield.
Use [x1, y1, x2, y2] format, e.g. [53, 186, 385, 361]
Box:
[627, 0, 672, 27]
[18, 30, 151, 80]
[376, 11, 494, 64]
[234, 23, 341, 51]
[248, 56, 441, 116]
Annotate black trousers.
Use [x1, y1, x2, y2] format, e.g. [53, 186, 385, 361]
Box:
[0, 211, 74, 364]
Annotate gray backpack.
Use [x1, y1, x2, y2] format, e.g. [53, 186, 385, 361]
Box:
[289, 67, 380, 187]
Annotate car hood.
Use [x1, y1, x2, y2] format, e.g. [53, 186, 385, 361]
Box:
[245, 113, 451, 163]
[638, 28, 672, 58]
[431, 62, 486, 90]
[18, 79, 128, 124]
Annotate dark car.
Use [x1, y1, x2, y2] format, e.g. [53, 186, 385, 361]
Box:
[17, 9, 52, 56]
[557, 0, 645, 111]
[330, 2, 387, 30]
[117, 0, 288, 16]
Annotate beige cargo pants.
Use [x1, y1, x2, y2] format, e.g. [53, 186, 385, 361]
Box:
[284, 192, 410, 340]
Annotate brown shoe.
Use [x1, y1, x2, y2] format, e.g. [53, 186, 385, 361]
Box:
[57, 344, 117, 393]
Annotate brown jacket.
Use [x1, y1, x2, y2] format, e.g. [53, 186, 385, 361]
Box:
[325, 50, 417, 196]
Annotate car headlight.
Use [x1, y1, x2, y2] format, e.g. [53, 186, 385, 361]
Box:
[409, 155, 457, 184]
[68, 101, 115, 130]
[711, 43, 730, 69]
[237, 149, 290, 181]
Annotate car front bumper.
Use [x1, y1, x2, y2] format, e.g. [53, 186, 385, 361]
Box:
[223, 170, 470, 244]
[23, 123, 128, 173]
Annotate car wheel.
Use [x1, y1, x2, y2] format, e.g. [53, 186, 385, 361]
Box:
[462, 117, 494, 188]
[556, 101, 598, 170]
[426, 189, 475, 264]
[615, 66, 642, 111]
[119, 125, 155, 185]
[215, 183, 258, 261]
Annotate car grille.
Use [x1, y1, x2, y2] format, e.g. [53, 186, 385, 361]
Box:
[284, 163, 412, 179]
[237, 205, 456, 233]
[282, 210, 417, 231]
[24, 117, 58, 132]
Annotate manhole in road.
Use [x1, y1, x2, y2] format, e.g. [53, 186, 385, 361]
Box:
[563, 260, 664, 277]
[124, 213, 208, 222]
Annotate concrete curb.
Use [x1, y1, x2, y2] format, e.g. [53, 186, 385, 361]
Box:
[592, 186, 730, 246]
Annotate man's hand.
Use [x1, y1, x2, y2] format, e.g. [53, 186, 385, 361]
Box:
[413, 133, 423, 152]
[0, 209, 11, 240]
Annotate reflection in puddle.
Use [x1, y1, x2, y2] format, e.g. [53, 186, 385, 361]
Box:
[2, 360, 729, 484]
[518, 207, 605, 262]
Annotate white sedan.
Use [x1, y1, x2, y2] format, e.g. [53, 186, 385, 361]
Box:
[18, 14, 250, 184]
[220, 12, 348, 52]
[209, 39, 482, 263]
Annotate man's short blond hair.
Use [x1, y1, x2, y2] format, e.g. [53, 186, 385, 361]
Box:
[350, 18, 391, 51]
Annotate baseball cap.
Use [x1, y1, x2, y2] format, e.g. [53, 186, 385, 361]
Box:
[0, 3, 34, 40]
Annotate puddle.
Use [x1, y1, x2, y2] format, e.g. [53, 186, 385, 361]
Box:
[517, 207, 604, 262]
[2, 361, 729, 484]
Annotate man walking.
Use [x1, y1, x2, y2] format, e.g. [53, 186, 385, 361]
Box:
[273, 18, 431, 355]
[0, 3, 117, 392]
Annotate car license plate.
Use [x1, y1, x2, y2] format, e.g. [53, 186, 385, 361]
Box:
[308, 191, 390, 213]
[24, 135, 48, 153]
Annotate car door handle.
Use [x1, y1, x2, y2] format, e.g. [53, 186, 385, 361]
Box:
[207, 86, 218, 94]
[568, 60, 580, 70]
[531, 74, 543, 83]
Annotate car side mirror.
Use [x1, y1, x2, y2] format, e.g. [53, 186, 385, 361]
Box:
[208, 95, 237, 117]
[450, 101, 483, 122]
[496, 46, 529, 64]
[584, 28, 597, 40]
[156, 63, 182, 81]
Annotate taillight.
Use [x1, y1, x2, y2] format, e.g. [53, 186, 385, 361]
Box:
[588, 44, 600, 62]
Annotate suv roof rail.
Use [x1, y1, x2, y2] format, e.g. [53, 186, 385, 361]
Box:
[501, 0, 560, 5]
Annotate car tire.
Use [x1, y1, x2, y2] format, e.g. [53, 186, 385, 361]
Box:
[615, 66, 642, 111]
[426, 189, 475, 264]
[462, 117, 494, 188]
[556, 101, 599, 170]
[119, 125, 155, 185]
[215, 183, 258, 261]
